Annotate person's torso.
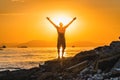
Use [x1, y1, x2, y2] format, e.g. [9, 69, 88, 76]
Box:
[57, 27, 66, 38]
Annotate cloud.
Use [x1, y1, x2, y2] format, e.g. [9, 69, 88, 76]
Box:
[11, 0, 24, 2]
[0, 13, 25, 15]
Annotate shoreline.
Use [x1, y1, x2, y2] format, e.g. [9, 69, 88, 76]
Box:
[0, 41, 120, 80]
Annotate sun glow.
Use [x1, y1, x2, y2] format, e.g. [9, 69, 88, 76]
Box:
[45, 12, 79, 43]
[50, 13, 72, 26]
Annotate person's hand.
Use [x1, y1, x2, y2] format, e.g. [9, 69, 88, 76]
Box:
[46, 17, 50, 20]
[73, 17, 76, 20]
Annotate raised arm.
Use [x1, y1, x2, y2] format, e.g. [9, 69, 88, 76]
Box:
[46, 17, 57, 28]
[65, 17, 76, 28]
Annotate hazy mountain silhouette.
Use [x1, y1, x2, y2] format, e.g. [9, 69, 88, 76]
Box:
[17, 40, 105, 47]
[17, 40, 56, 47]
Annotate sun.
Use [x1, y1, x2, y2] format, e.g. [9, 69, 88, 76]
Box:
[44, 12, 79, 38]
[49, 13, 72, 26]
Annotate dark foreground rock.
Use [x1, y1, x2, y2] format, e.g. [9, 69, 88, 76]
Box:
[0, 41, 120, 80]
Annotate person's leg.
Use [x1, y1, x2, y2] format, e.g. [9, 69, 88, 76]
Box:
[62, 39, 66, 59]
[57, 49, 60, 59]
[62, 48, 64, 58]
[57, 39, 61, 59]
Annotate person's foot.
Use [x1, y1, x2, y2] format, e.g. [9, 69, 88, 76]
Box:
[62, 56, 65, 59]
[58, 56, 60, 60]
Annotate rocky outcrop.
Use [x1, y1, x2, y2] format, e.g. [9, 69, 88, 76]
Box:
[0, 41, 120, 80]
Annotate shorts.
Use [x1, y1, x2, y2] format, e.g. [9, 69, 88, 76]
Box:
[57, 37, 66, 49]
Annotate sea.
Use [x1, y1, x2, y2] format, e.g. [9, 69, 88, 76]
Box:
[0, 47, 94, 71]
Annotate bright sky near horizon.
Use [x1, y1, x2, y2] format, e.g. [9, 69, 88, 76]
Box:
[0, 0, 120, 44]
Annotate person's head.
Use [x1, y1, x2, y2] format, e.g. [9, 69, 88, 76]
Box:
[59, 22, 63, 27]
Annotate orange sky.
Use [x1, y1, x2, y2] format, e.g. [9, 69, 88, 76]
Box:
[0, 0, 120, 45]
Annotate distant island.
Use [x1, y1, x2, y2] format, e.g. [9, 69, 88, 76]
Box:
[17, 46, 28, 48]
[0, 45, 7, 48]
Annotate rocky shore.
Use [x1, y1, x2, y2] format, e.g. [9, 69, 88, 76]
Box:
[0, 41, 120, 80]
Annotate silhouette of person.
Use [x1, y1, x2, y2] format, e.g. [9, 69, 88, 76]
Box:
[47, 17, 76, 59]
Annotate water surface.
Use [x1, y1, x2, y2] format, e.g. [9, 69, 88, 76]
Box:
[0, 47, 94, 71]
